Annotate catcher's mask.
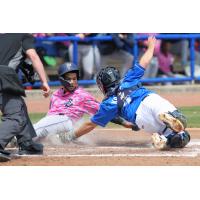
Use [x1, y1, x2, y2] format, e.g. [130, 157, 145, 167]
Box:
[58, 62, 79, 91]
[167, 130, 190, 148]
[96, 66, 120, 96]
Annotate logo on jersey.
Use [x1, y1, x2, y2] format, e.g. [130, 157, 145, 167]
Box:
[64, 98, 73, 107]
[118, 91, 132, 106]
[110, 96, 117, 104]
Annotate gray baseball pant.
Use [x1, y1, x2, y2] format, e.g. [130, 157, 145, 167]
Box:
[0, 92, 36, 149]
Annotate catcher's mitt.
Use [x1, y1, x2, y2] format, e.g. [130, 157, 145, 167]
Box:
[151, 133, 169, 150]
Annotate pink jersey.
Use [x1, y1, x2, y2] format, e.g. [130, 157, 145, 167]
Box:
[47, 87, 99, 122]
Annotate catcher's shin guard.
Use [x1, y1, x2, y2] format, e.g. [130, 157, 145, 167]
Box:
[151, 133, 168, 150]
[159, 110, 187, 132]
[167, 130, 190, 148]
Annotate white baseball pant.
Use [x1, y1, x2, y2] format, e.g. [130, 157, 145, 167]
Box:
[33, 115, 73, 138]
[135, 93, 177, 137]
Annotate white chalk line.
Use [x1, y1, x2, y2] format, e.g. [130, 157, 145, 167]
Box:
[7, 140, 200, 151]
[16, 142, 200, 158]
[17, 152, 199, 158]
[98, 128, 200, 131]
[6, 140, 200, 150]
[8, 140, 200, 159]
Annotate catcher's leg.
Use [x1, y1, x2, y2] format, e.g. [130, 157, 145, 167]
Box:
[159, 110, 187, 132]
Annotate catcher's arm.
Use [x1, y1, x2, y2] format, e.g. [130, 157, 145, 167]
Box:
[60, 117, 140, 143]
[59, 121, 97, 143]
[139, 36, 156, 69]
[111, 116, 140, 131]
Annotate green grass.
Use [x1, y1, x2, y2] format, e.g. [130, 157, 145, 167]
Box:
[29, 113, 46, 123]
[29, 106, 200, 128]
[178, 106, 200, 128]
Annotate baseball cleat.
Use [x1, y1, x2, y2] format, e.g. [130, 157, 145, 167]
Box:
[159, 113, 185, 132]
[151, 133, 168, 150]
[18, 140, 43, 155]
[0, 152, 11, 162]
[0, 153, 11, 162]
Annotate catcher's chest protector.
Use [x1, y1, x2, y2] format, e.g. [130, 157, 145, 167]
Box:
[117, 82, 142, 113]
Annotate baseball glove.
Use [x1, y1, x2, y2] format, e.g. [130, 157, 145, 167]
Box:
[151, 133, 169, 150]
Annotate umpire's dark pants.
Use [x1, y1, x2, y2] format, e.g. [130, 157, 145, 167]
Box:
[0, 92, 36, 149]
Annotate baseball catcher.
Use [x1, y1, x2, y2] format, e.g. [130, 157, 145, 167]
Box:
[61, 36, 190, 150]
[34, 62, 134, 141]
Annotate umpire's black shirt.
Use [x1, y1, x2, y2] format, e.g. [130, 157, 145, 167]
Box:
[0, 34, 35, 96]
[0, 33, 35, 70]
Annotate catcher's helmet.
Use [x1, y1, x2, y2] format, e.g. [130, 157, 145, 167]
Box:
[96, 66, 120, 96]
[167, 130, 190, 148]
[58, 62, 79, 90]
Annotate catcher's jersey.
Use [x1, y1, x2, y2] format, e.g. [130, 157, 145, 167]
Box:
[91, 62, 154, 127]
[47, 87, 99, 122]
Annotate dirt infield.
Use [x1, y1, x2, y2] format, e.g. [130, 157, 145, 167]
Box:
[0, 86, 199, 166]
[1, 128, 200, 166]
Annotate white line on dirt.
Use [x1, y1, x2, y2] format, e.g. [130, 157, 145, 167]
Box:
[45, 146, 152, 150]
[188, 140, 200, 146]
[18, 152, 199, 158]
[8, 140, 200, 159]
[16, 140, 200, 158]
[99, 128, 200, 131]
[6, 140, 200, 151]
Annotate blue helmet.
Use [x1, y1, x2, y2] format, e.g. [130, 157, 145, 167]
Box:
[58, 62, 79, 78]
[58, 62, 79, 90]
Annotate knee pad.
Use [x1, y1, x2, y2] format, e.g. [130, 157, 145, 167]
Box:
[167, 130, 190, 148]
[169, 110, 187, 129]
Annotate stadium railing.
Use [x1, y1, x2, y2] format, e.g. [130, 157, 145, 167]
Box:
[23, 34, 200, 88]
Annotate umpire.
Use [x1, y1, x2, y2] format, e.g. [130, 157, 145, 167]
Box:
[0, 33, 51, 162]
